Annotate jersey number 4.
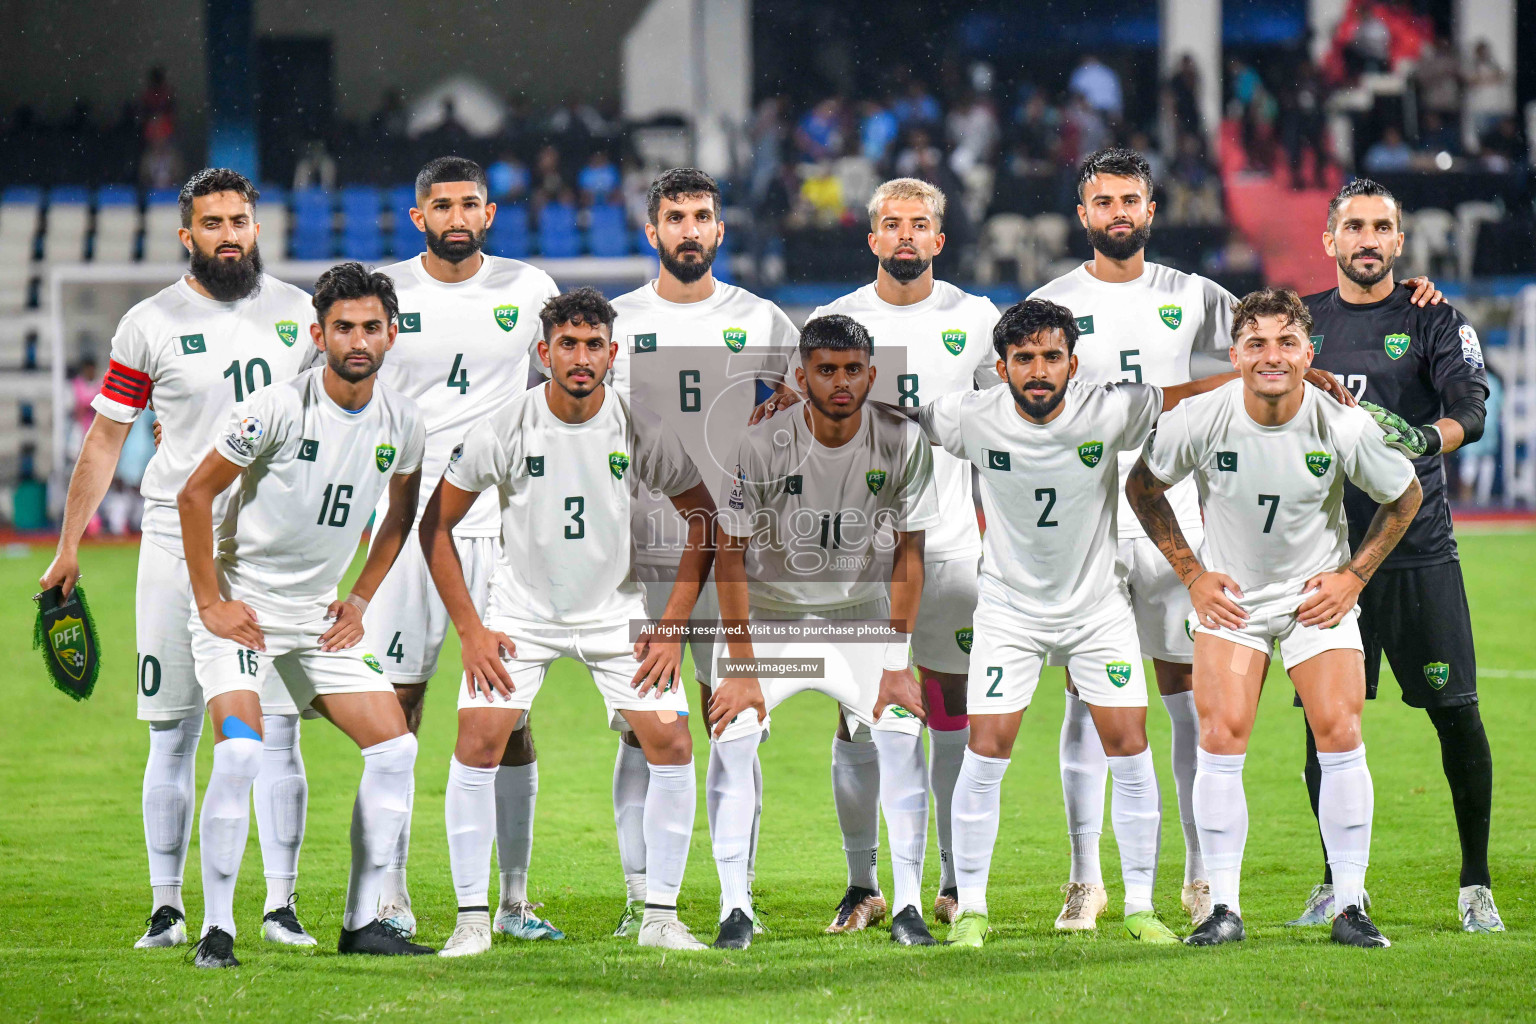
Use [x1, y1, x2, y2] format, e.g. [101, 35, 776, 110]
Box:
[446, 354, 470, 394]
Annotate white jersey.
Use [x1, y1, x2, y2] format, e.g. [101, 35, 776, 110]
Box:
[1031, 261, 1236, 541]
[213, 368, 425, 624]
[373, 254, 559, 537]
[810, 280, 1002, 562]
[444, 383, 701, 629]
[718, 403, 940, 615]
[91, 274, 317, 549]
[919, 379, 1163, 627]
[609, 280, 797, 566]
[1143, 380, 1416, 590]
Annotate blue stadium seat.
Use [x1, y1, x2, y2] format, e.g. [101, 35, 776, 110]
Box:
[635, 224, 654, 255]
[388, 185, 419, 257]
[95, 185, 138, 207]
[586, 203, 629, 257]
[48, 186, 91, 206]
[145, 188, 178, 207]
[290, 189, 334, 260]
[486, 203, 530, 259]
[2, 186, 43, 206]
[538, 202, 580, 258]
[340, 186, 383, 261]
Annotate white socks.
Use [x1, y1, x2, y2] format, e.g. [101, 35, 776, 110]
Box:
[952, 748, 1010, 916]
[198, 735, 262, 936]
[1317, 744, 1373, 914]
[1160, 690, 1204, 883]
[831, 736, 881, 890]
[445, 757, 498, 909]
[1193, 748, 1248, 915]
[380, 756, 416, 911]
[613, 739, 649, 901]
[642, 761, 696, 913]
[928, 726, 969, 892]
[254, 713, 307, 913]
[495, 761, 538, 906]
[872, 729, 929, 915]
[708, 732, 762, 919]
[1059, 691, 1106, 886]
[344, 734, 417, 932]
[144, 715, 202, 913]
[1106, 748, 1161, 915]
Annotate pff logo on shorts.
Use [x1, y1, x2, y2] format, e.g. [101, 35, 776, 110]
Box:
[363, 654, 384, 674]
[1423, 662, 1450, 690]
[1106, 661, 1133, 688]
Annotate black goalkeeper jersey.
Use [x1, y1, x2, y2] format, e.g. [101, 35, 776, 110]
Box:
[1304, 286, 1488, 569]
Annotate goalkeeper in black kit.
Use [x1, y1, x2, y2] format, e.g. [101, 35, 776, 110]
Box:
[1293, 178, 1500, 933]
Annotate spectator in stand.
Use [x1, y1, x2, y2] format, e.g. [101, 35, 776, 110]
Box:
[748, 96, 789, 210]
[1228, 58, 1275, 172]
[487, 152, 531, 204]
[1417, 110, 1461, 157]
[1127, 130, 1166, 185]
[946, 91, 999, 175]
[795, 97, 845, 162]
[1069, 54, 1123, 120]
[293, 138, 338, 190]
[138, 136, 183, 190]
[139, 66, 175, 146]
[1164, 131, 1224, 224]
[1477, 116, 1528, 172]
[67, 356, 99, 461]
[1279, 59, 1330, 190]
[893, 127, 945, 180]
[1165, 54, 1204, 139]
[1060, 92, 1110, 166]
[892, 78, 942, 128]
[859, 97, 900, 166]
[1363, 124, 1413, 173]
[578, 151, 622, 205]
[1415, 40, 1463, 124]
[1013, 89, 1061, 162]
[1463, 41, 1512, 145]
[530, 144, 568, 212]
[369, 88, 409, 140]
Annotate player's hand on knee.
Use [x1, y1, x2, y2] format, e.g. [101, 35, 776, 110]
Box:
[631, 637, 682, 697]
[1304, 367, 1355, 406]
[875, 667, 927, 724]
[39, 551, 81, 597]
[1297, 570, 1363, 628]
[200, 599, 266, 652]
[319, 598, 365, 651]
[707, 676, 765, 738]
[462, 626, 516, 701]
[1189, 571, 1247, 631]
[748, 383, 801, 425]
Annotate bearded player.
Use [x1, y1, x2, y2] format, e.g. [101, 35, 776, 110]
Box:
[40, 169, 319, 949]
[362, 156, 562, 940]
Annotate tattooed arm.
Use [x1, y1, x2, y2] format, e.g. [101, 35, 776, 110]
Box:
[1297, 476, 1422, 628]
[1126, 456, 1249, 630]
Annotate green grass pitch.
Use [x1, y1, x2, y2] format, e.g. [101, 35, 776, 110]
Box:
[2, 533, 1533, 1022]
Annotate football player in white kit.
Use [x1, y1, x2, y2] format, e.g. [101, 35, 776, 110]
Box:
[1127, 288, 1421, 949]
[362, 157, 561, 940]
[920, 299, 1238, 948]
[425, 289, 717, 955]
[605, 168, 797, 935]
[707, 314, 938, 949]
[175, 263, 433, 966]
[41, 169, 320, 950]
[803, 178, 1001, 928]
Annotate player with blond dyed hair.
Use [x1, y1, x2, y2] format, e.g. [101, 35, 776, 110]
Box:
[760, 176, 1001, 933]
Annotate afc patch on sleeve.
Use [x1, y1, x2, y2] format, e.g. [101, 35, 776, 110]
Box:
[1458, 324, 1484, 369]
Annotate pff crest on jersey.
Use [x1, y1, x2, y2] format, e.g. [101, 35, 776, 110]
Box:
[955, 627, 974, 654]
[375, 443, 397, 473]
[942, 329, 966, 355]
[494, 305, 519, 332]
[1384, 332, 1411, 360]
[866, 469, 888, 495]
[274, 320, 299, 347]
[609, 451, 630, 480]
[1305, 451, 1332, 477]
[1158, 304, 1183, 329]
[1078, 440, 1104, 468]
[723, 327, 747, 352]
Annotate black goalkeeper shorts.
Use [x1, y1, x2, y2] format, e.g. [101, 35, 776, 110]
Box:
[1295, 560, 1478, 710]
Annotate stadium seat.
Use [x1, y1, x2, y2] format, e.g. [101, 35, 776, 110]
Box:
[1403, 208, 1454, 281]
[586, 203, 630, 257]
[538, 202, 580, 258]
[486, 203, 530, 259]
[1454, 202, 1500, 281]
[388, 185, 419, 257]
[340, 186, 384, 262]
[141, 189, 185, 263]
[92, 185, 140, 263]
[42, 186, 91, 263]
[635, 224, 654, 256]
[290, 189, 335, 260]
[0, 187, 41, 307]
[978, 213, 1030, 285]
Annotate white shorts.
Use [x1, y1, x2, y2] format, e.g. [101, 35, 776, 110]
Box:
[912, 554, 980, 674]
[188, 608, 394, 712]
[1191, 576, 1364, 672]
[635, 562, 718, 687]
[716, 597, 922, 742]
[969, 595, 1149, 714]
[136, 538, 296, 721]
[362, 532, 497, 686]
[457, 620, 689, 731]
[1119, 529, 1206, 665]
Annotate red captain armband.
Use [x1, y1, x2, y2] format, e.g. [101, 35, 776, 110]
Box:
[100, 359, 152, 409]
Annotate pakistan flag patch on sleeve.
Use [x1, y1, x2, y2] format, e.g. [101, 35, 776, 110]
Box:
[609, 451, 630, 479]
[375, 443, 397, 472]
[1078, 440, 1104, 467]
[1106, 661, 1132, 688]
[1305, 451, 1332, 477]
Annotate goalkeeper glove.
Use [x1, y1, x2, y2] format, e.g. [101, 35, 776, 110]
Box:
[1360, 401, 1442, 457]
